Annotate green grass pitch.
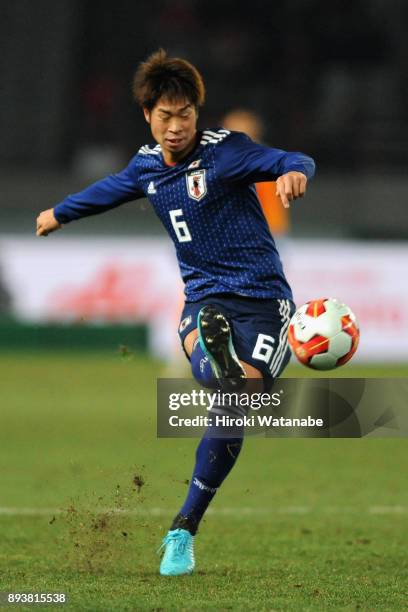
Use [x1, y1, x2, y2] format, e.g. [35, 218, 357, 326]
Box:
[0, 351, 407, 610]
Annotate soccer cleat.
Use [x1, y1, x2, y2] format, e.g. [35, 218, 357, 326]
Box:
[158, 528, 195, 576]
[198, 305, 247, 391]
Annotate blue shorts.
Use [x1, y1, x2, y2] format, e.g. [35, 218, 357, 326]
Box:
[178, 294, 296, 381]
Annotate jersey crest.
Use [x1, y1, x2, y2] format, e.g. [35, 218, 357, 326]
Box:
[186, 169, 207, 201]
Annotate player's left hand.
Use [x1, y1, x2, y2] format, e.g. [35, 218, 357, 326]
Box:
[276, 171, 307, 209]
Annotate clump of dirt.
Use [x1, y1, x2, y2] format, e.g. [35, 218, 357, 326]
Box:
[132, 474, 145, 493]
[91, 515, 109, 531]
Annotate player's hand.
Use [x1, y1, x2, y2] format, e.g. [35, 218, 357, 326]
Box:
[36, 209, 62, 237]
[276, 171, 307, 209]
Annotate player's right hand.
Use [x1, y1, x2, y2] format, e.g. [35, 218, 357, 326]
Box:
[36, 208, 62, 236]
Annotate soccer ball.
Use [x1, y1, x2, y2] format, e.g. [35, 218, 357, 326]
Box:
[288, 298, 360, 370]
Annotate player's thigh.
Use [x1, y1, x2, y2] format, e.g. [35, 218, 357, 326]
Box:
[240, 360, 262, 378]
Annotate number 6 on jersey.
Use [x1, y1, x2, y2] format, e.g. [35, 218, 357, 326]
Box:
[169, 209, 192, 243]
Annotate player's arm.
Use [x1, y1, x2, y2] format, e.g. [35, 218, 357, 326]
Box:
[216, 131, 316, 208]
[36, 158, 144, 236]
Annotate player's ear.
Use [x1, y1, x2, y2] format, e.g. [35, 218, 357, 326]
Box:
[143, 107, 151, 124]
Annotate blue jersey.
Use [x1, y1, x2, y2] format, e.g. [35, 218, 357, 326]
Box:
[54, 129, 315, 302]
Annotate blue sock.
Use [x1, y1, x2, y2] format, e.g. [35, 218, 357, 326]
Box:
[190, 339, 218, 389]
[171, 424, 244, 534]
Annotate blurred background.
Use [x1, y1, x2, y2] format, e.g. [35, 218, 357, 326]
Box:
[1, 0, 407, 364]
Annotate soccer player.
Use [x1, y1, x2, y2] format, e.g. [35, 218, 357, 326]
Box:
[36, 49, 315, 576]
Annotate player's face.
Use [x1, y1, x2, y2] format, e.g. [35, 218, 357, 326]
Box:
[144, 98, 198, 163]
